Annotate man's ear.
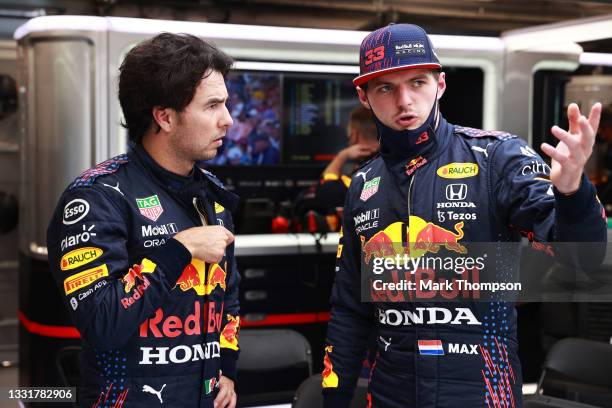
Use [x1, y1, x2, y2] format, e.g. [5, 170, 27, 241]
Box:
[436, 72, 447, 100]
[356, 86, 371, 110]
[152, 106, 174, 133]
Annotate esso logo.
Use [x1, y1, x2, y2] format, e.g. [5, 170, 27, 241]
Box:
[63, 199, 90, 225]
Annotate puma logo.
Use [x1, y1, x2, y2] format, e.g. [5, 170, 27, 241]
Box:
[471, 146, 488, 157]
[143, 384, 166, 404]
[379, 336, 392, 351]
[355, 168, 372, 182]
[101, 182, 124, 196]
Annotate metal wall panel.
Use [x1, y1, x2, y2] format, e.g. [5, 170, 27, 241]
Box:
[20, 39, 93, 257]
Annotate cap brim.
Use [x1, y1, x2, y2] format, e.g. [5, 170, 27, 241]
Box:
[353, 63, 442, 86]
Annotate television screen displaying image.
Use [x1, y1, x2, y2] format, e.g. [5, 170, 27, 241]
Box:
[209, 72, 282, 166]
[207, 70, 360, 167]
[282, 73, 360, 164]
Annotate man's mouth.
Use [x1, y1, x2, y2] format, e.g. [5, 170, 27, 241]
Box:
[396, 114, 418, 127]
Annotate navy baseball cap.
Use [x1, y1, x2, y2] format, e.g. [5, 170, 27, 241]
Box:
[354, 23, 441, 87]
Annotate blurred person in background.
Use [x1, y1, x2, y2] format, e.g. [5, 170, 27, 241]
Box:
[316, 105, 380, 212]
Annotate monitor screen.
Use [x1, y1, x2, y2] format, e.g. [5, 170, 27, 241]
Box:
[207, 70, 360, 167]
[283, 73, 359, 164]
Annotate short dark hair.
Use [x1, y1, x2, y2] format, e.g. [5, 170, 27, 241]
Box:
[119, 32, 233, 144]
[349, 105, 377, 141]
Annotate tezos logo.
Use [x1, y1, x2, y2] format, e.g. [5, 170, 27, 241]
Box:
[63, 199, 90, 225]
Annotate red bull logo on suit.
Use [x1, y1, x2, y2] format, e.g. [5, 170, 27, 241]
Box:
[174, 259, 227, 296]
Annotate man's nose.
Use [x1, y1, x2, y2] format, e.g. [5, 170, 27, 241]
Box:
[220, 104, 234, 128]
[395, 85, 413, 110]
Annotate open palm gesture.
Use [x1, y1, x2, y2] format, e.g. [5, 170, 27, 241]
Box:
[541, 102, 602, 194]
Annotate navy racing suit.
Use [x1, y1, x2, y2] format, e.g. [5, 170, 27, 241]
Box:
[323, 116, 607, 407]
[47, 144, 241, 407]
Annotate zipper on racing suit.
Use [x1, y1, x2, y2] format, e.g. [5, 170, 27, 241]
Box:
[406, 170, 422, 407]
[193, 197, 219, 399]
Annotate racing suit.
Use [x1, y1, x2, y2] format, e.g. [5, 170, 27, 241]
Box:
[47, 144, 241, 407]
[323, 116, 607, 407]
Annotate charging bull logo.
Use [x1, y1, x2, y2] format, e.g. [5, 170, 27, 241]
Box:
[175, 259, 227, 296]
[409, 216, 466, 257]
[360, 222, 406, 264]
[122, 258, 157, 293]
[220, 315, 240, 351]
[361, 216, 467, 264]
[322, 346, 339, 388]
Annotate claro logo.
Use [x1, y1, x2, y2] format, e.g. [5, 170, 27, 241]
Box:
[61, 247, 103, 271]
[436, 163, 479, 179]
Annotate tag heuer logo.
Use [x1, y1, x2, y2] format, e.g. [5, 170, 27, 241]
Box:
[360, 177, 380, 201]
[136, 195, 164, 222]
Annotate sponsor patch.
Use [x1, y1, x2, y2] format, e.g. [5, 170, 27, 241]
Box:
[141, 223, 177, 238]
[521, 160, 550, 176]
[63, 199, 90, 225]
[136, 195, 164, 222]
[64, 264, 109, 295]
[61, 247, 103, 271]
[122, 259, 157, 293]
[393, 41, 425, 56]
[405, 156, 427, 176]
[61, 224, 96, 251]
[220, 315, 240, 351]
[437, 163, 478, 179]
[446, 184, 467, 201]
[360, 177, 380, 201]
[214, 202, 225, 214]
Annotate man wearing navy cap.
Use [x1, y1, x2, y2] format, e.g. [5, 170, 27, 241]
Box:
[323, 23, 606, 407]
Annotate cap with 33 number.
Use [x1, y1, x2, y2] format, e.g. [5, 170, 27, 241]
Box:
[354, 23, 441, 86]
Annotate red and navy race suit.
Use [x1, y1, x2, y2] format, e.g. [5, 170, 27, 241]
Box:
[323, 117, 607, 408]
[47, 144, 241, 407]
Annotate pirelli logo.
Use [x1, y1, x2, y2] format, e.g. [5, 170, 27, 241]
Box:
[64, 264, 109, 295]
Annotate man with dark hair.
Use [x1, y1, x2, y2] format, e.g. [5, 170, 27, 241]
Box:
[47, 33, 240, 407]
[315, 106, 379, 214]
[323, 24, 606, 407]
